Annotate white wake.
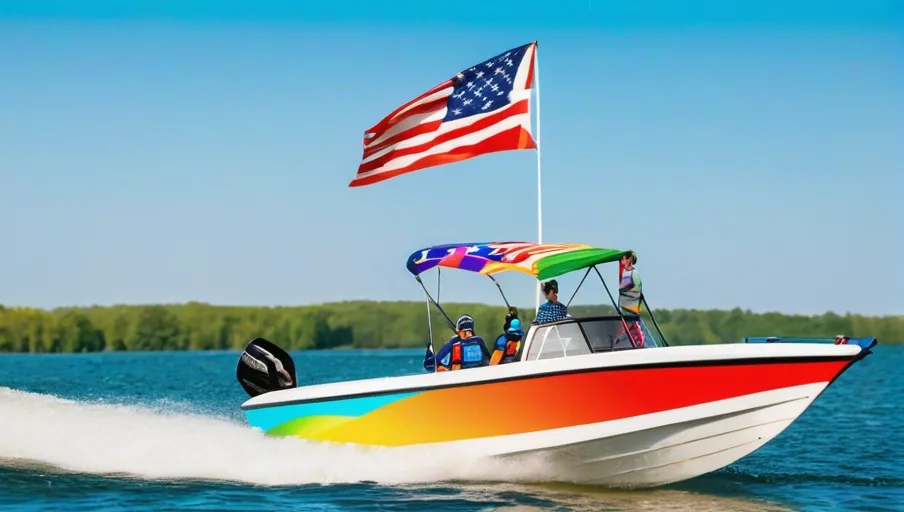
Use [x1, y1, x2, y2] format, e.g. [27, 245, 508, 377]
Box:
[0, 387, 551, 486]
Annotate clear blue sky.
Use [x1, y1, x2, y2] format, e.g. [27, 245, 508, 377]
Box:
[1, 1, 901, 316]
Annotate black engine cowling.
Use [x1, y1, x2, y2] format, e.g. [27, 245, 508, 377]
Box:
[236, 337, 298, 398]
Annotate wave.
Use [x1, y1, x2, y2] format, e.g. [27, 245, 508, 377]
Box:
[0, 387, 551, 487]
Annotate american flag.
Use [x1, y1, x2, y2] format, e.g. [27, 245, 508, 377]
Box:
[349, 42, 538, 187]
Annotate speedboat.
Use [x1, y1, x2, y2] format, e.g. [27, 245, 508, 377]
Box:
[234, 241, 877, 488]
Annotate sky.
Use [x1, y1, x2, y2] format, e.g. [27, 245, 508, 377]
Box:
[1, 1, 902, 316]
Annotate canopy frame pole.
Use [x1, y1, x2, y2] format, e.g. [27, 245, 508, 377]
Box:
[566, 267, 592, 308]
[415, 275, 457, 332]
[592, 265, 639, 348]
[423, 290, 436, 372]
[486, 275, 511, 309]
[641, 295, 670, 347]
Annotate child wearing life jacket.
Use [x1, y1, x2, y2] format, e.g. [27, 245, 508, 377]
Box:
[491, 318, 524, 365]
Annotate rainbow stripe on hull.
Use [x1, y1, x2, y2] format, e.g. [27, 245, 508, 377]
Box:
[243, 350, 855, 447]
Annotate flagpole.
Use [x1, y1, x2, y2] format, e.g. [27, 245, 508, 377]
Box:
[534, 42, 543, 312]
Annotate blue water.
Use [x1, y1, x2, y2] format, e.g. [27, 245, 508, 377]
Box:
[0, 346, 901, 512]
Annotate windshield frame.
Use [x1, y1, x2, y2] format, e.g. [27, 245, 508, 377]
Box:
[518, 314, 662, 362]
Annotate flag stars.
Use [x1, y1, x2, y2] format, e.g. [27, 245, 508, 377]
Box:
[440, 43, 531, 123]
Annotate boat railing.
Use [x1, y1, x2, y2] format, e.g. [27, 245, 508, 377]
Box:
[744, 335, 878, 353]
[520, 315, 662, 362]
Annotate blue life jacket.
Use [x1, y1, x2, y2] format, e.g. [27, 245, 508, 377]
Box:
[449, 336, 490, 370]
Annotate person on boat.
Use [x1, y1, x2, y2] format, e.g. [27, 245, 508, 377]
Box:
[429, 314, 491, 372]
[491, 318, 524, 365]
[503, 306, 519, 331]
[536, 280, 569, 324]
[618, 251, 642, 314]
[618, 250, 646, 347]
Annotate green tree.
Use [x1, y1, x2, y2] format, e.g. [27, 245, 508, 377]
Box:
[133, 306, 185, 351]
[0, 301, 900, 353]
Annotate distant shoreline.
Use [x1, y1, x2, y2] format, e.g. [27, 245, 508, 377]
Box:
[1, 345, 901, 357]
[3, 299, 898, 318]
[1, 300, 901, 353]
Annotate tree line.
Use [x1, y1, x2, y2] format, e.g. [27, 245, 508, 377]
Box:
[0, 301, 900, 353]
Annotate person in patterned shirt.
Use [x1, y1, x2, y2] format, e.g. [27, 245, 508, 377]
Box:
[535, 279, 569, 324]
[617, 250, 647, 347]
[618, 250, 642, 314]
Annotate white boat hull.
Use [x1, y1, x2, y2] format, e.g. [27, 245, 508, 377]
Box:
[485, 383, 824, 487]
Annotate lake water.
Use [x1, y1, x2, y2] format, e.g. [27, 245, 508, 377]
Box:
[0, 346, 901, 511]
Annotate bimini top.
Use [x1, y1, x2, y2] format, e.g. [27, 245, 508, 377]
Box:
[406, 242, 631, 281]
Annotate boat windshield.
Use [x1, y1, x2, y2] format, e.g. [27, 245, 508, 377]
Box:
[522, 315, 662, 362]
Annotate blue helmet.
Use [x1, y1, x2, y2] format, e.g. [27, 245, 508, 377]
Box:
[507, 318, 522, 332]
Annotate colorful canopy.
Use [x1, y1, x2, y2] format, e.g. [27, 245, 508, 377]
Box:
[406, 242, 631, 281]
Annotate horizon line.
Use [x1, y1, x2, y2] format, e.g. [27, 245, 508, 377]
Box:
[2, 299, 899, 319]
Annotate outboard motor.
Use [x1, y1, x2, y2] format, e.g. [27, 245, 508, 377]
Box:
[236, 337, 298, 398]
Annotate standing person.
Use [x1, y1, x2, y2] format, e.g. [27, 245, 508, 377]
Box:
[618, 250, 646, 347]
[618, 251, 642, 314]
